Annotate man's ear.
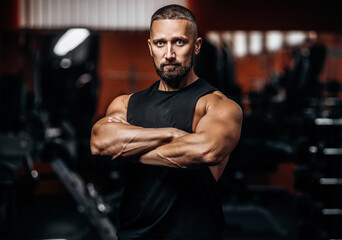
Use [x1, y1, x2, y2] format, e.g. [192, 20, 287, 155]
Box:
[194, 37, 202, 55]
[147, 39, 153, 56]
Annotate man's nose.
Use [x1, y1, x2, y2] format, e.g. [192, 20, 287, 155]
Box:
[165, 44, 175, 60]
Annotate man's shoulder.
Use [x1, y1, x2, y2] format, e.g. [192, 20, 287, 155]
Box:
[199, 90, 227, 103]
[199, 90, 242, 114]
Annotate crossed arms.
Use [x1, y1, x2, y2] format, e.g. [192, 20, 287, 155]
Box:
[90, 91, 242, 180]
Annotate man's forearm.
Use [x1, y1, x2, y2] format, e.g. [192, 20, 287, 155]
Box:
[139, 132, 229, 168]
[90, 118, 187, 159]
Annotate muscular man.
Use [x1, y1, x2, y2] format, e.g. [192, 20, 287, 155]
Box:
[91, 4, 242, 240]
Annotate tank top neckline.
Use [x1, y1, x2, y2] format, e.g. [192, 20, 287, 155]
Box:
[155, 78, 201, 94]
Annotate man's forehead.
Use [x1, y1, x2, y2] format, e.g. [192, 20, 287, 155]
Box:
[150, 19, 194, 36]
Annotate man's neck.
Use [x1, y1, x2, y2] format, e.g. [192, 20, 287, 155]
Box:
[158, 70, 199, 91]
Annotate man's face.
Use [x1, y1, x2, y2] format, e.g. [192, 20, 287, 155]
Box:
[148, 19, 201, 88]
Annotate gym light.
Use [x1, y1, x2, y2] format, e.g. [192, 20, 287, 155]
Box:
[285, 31, 306, 46]
[233, 31, 247, 57]
[249, 31, 263, 55]
[53, 28, 90, 56]
[265, 31, 283, 52]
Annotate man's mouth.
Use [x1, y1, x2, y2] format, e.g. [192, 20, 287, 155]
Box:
[162, 63, 180, 68]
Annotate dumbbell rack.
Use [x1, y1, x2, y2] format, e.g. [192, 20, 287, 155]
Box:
[294, 116, 342, 240]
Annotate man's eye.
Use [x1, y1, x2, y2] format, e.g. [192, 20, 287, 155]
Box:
[176, 40, 184, 45]
[156, 41, 164, 47]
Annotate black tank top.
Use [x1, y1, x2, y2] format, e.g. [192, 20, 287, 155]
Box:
[117, 79, 224, 240]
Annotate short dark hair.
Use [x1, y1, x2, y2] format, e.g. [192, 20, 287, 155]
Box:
[150, 4, 198, 38]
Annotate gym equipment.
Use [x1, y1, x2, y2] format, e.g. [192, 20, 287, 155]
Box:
[51, 158, 117, 240]
[0, 30, 121, 240]
[0, 75, 38, 232]
[223, 38, 342, 240]
[195, 37, 242, 106]
[35, 30, 120, 239]
[0, 133, 37, 231]
[293, 116, 342, 239]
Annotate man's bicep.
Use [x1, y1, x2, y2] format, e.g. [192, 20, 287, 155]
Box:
[195, 97, 242, 149]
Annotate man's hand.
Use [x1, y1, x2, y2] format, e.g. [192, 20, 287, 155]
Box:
[108, 116, 129, 124]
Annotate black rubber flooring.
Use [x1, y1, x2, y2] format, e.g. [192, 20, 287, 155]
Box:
[0, 187, 297, 240]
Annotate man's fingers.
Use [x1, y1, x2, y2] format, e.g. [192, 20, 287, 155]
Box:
[107, 116, 129, 124]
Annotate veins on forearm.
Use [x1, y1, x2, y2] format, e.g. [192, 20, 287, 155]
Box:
[139, 134, 212, 168]
[112, 133, 136, 159]
[155, 152, 187, 168]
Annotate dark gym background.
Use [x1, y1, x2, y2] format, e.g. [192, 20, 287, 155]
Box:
[1, 1, 341, 240]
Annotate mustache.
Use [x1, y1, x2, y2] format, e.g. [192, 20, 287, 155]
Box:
[160, 62, 181, 68]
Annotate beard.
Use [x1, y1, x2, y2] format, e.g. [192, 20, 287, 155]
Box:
[153, 55, 194, 89]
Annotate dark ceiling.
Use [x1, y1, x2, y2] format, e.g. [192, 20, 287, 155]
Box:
[189, 0, 341, 33]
